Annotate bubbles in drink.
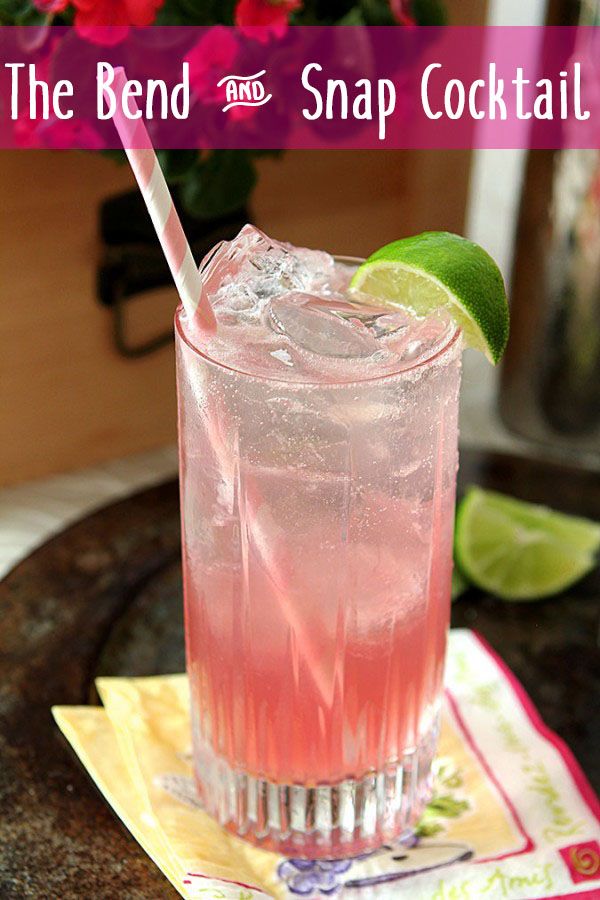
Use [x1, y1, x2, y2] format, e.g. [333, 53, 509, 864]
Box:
[177, 224, 463, 829]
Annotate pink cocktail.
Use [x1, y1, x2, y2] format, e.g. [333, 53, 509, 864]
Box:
[175, 227, 461, 857]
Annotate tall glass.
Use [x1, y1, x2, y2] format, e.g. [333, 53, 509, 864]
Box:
[175, 259, 461, 859]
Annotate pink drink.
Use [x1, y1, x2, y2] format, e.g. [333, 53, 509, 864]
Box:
[175, 227, 461, 857]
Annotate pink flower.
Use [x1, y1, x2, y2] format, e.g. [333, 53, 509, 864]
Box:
[186, 26, 238, 105]
[33, 0, 69, 13]
[389, 0, 415, 25]
[234, 0, 301, 41]
[14, 115, 104, 150]
[72, 0, 164, 44]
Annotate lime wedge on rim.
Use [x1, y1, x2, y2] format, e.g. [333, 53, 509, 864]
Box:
[455, 487, 600, 601]
[350, 232, 509, 363]
[451, 568, 469, 601]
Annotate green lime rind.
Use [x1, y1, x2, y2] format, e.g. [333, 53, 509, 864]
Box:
[350, 232, 509, 364]
[451, 568, 469, 602]
[454, 487, 600, 602]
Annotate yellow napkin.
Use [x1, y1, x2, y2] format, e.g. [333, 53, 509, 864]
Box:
[52, 631, 600, 899]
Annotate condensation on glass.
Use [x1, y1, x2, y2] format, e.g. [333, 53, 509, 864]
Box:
[175, 248, 462, 857]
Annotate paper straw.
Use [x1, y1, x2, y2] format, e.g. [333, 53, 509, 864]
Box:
[110, 69, 333, 707]
[110, 67, 216, 332]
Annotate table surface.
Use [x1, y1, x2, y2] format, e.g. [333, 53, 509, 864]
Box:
[0, 448, 598, 899]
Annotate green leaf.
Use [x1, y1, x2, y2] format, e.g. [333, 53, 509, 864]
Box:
[180, 151, 257, 221]
[337, 7, 366, 24]
[298, 0, 360, 24]
[0, 0, 34, 24]
[435, 761, 464, 789]
[451, 568, 469, 601]
[359, 0, 396, 25]
[415, 820, 444, 837]
[155, 0, 235, 25]
[427, 794, 469, 818]
[102, 150, 126, 164]
[412, 0, 447, 25]
[156, 150, 199, 182]
[17, 6, 46, 24]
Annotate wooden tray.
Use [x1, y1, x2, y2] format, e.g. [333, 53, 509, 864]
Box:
[1, 449, 598, 898]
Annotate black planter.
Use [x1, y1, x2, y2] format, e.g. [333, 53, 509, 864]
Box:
[97, 189, 250, 358]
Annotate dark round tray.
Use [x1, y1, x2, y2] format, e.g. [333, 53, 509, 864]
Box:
[1, 448, 598, 898]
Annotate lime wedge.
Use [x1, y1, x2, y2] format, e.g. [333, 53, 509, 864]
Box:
[455, 487, 600, 601]
[451, 568, 469, 601]
[350, 232, 509, 363]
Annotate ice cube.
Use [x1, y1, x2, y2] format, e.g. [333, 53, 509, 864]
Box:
[200, 225, 338, 324]
[194, 227, 458, 384]
[268, 292, 384, 359]
[385, 309, 455, 363]
[290, 246, 339, 291]
[269, 348, 294, 367]
[199, 224, 273, 296]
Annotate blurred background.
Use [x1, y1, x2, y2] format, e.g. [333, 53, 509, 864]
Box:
[0, 0, 597, 505]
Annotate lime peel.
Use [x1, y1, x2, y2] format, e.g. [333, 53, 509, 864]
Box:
[454, 487, 600, 601]
[350, 232, 509, 364]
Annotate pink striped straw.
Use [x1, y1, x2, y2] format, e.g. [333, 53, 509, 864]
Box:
[110, 69, 335, 706]
[110, 68, 216, 332]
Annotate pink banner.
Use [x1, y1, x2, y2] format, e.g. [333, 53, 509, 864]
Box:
[0, 25, 598, 149]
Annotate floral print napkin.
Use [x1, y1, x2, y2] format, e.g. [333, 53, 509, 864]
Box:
[52, 630, 600, 899]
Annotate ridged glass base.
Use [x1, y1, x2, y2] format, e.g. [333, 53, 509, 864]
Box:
[194, 718, 439, 858]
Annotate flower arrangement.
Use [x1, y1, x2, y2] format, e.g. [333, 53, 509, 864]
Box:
[0, 0, 446, 219]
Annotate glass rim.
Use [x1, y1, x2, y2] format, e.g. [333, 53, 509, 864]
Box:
[175, 254, 461, 387]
